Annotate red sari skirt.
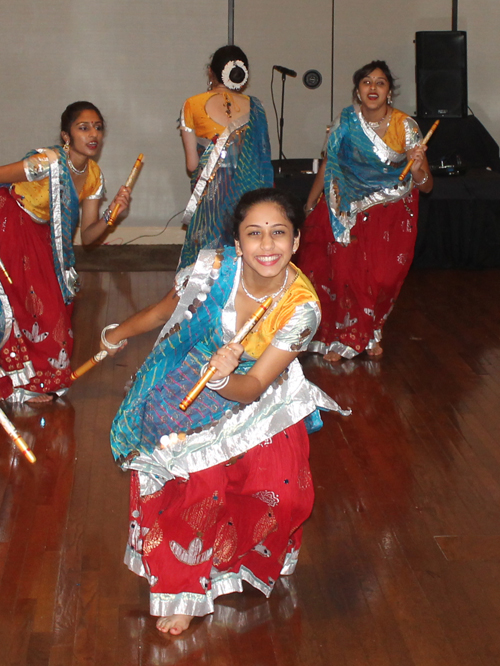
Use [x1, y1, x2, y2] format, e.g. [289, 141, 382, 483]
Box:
[126, 420, 314, 618]
[0, 189, 73, 397]
[296, 191, 419, 357]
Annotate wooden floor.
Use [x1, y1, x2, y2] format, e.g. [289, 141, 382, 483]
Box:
[2, 267, 500, 665]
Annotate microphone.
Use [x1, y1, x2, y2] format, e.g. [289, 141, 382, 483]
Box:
[273, 65, 297, 78]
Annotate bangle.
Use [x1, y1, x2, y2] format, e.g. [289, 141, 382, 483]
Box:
[101, 324, 127, 350]
[200, 362, 230, 390]
[303, 204, 316, 213]
[102, 206, 113, 226]
[413, 171, 429, 187]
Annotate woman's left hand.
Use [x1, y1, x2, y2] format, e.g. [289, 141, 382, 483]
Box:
[407, 144, 428, 175]
[111, 185, 131, 215]
[208, 343, 244, 381]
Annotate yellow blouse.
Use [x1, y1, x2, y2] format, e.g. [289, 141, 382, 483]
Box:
[180, 91, 250, 140]
[13, 157, 104, 222]
[241, 266, 320, 359]
[384, 108, 414, 153]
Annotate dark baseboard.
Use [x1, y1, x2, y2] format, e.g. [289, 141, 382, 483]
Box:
[74, 245, 182, 272]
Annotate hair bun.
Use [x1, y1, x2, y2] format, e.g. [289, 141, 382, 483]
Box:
[221, 60, 249, 91]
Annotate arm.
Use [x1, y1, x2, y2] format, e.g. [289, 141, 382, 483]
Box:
[0, 160, 28, 184]
[304, 157, 326, 214]
[204, 342, 300, 405]
[181, 130, 200, 175]
[80, 185, 131, 245]
[101, 287, 180, 354]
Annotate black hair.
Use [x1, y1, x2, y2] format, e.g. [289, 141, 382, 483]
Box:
[60, 101, 105, 137]
[209, 45, 249, 87]
[352, 60, 397, 102]
[233, 188, 304, 239]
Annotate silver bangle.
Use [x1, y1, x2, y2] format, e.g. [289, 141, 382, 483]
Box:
[413, 171, 429, 187]
[101, 324, 127, 350]
[102, 206, 113, 226]
[200, 362, 230, 390]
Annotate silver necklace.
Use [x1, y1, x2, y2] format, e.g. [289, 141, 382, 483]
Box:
[67, 155, 88, 175]
[241, 267, 289, 304]
[364, 107, 391, 130]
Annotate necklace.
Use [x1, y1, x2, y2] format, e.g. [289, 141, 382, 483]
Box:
[67, 155, 88, 175]
[363, 107, 391, 130]
[241, 267, 289, 304]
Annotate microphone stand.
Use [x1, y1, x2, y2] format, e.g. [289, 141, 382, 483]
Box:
[278, 71, 287, 174]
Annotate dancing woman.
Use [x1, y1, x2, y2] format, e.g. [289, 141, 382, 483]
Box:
[296, 60, 433, 362]
[0, 101, 130, 402]
[178, 45, 274, 269]
[100, 188, 348, 635]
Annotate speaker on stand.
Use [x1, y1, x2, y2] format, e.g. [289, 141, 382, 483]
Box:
[416, 31, 467, 118]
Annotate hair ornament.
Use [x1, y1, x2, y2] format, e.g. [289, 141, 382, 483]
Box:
[221, 60, 249, 90]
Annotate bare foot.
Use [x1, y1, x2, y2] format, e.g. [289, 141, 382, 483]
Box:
[366, 342, 383, 357]
[324, 350, 342, 363]
[26, 393, 54, 405]
[156, 614, 193, 635]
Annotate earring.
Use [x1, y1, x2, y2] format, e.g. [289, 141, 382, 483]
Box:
[207, 80, 213, 91]
[356, 92, 362, 103]
[387, 94, 393, 105]
[63, 141, 70, 153]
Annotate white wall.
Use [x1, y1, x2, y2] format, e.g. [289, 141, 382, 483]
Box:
[1, 0, 499, 243]
[0, 0, 227, 243]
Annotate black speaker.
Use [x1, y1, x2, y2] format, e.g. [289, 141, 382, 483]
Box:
[416, 31, 467, 118]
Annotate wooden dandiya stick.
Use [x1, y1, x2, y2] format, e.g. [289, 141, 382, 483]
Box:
[0, 257, 12, 284]
[399, 119, 440, 182]
[179, 296, 273, 412]
[70, 350, 108, 381]
[0, 408, 36, 463]
[107, 153, 144, 226]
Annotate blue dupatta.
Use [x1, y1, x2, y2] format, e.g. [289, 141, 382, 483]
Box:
[325, 106, 414, 243]
[110, 247, 256, 463]
[178, 97, 274, 270]
[2, 146, 80, 303]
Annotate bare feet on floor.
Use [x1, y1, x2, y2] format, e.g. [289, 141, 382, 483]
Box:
[366, 342, 383, 358]
[156, 614, 193, 636]
[324, 350, 342, 363]
[26, 393, 54, 405]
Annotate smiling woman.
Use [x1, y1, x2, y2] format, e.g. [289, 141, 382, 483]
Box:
[297, 60, 433, 362]
[98, 187, 348, 637]
[0, 101, 131, 403]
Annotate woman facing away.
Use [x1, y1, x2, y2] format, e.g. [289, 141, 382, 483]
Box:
[177, 45, 274, 270]
[100, 188, 349, 636]
[296, 60, 433, 362]
[0, 101, 130, 403]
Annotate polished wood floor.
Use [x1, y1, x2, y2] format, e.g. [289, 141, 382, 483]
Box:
[2, 267, 500, 665]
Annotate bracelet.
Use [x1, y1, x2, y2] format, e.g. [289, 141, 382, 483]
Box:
[303, 204, 316, 214]
[101, 324, 127, 350]
[413, 171, 429, 187]
[200, 362, 230, 390]
[102, 206, 113, 226]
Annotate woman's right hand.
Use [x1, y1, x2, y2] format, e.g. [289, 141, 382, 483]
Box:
[100, 326, 128, 357]
[208, 343, 244, 381]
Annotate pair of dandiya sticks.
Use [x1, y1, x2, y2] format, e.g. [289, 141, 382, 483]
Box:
[72, 295, 273, 411]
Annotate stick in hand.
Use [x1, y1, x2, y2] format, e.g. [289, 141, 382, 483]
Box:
[70, 351, 108, 381]
[399, 119, 440, 182]
[107, 153, 144, 226]
[179, 296, 273, 411]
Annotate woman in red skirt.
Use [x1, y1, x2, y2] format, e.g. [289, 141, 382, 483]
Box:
[0, 102, 130, 403]
[102, 188, 349, 635]
[296, 60, 433, 362]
